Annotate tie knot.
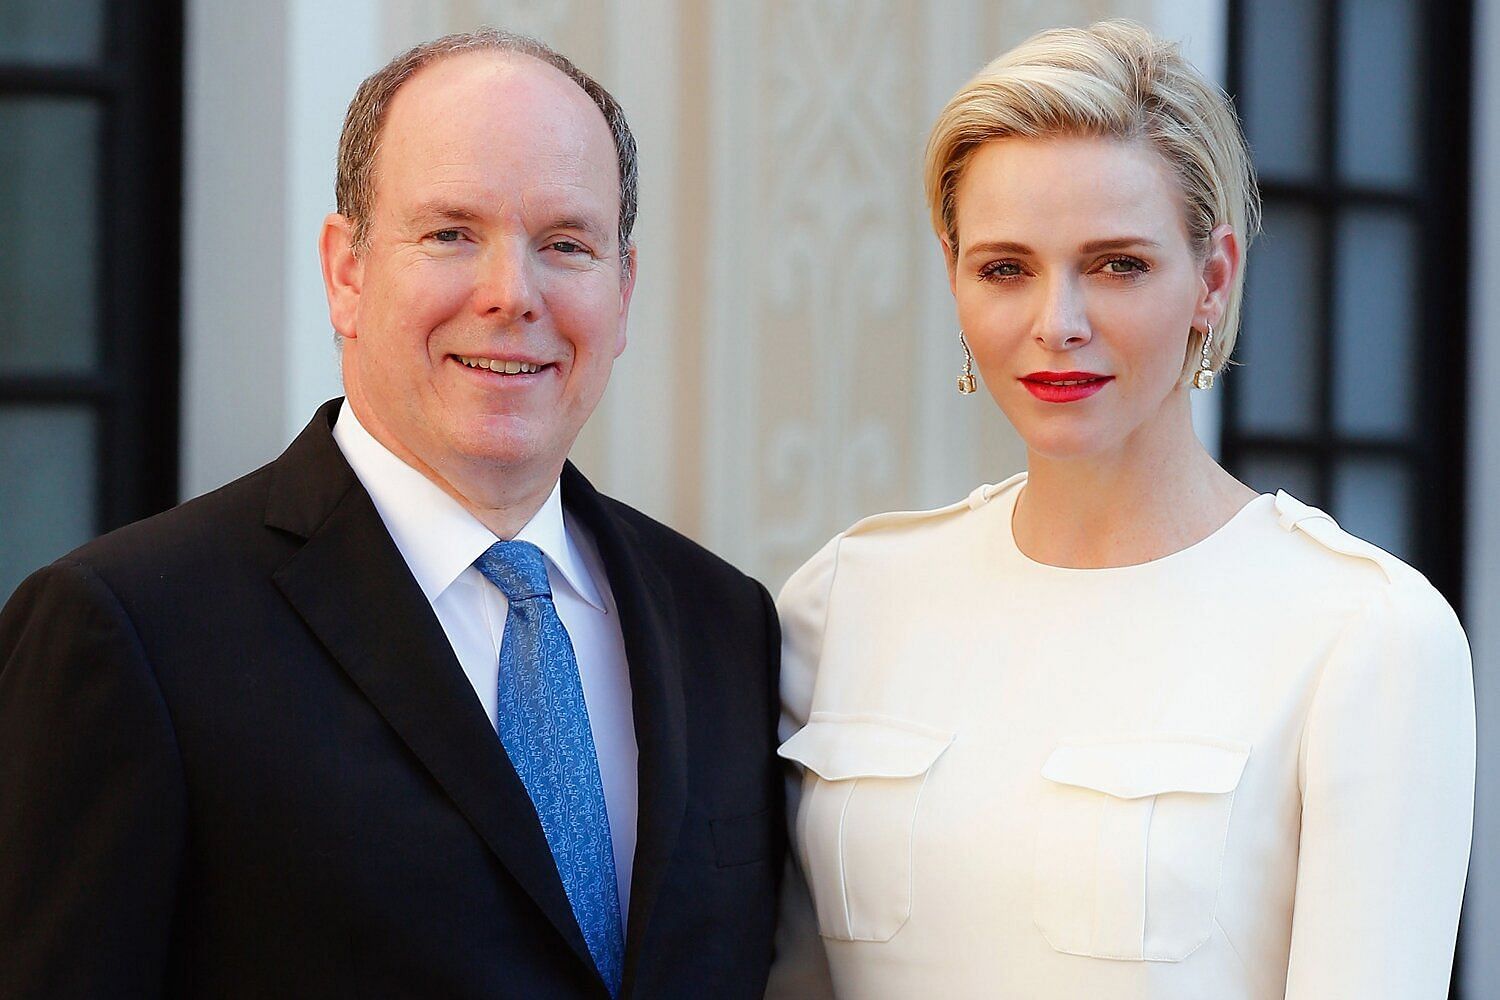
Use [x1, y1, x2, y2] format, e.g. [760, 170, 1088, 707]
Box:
[475, 540, 552, 601]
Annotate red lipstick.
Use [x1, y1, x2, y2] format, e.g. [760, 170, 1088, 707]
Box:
[1019, 370, 1113, 403]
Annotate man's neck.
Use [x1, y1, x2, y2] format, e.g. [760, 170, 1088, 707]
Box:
[343, 398, 562, 541]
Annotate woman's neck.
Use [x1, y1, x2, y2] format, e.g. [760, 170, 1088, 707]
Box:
[1012, 410, 1258, 569]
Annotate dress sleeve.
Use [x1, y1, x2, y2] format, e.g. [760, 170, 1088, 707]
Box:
[764, 535, 841, 1000]
[776, 533, 841, 745]
[1284, 576, 1475, 998]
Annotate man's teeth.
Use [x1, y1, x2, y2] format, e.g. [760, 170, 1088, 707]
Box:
[458, 356, 542, 374]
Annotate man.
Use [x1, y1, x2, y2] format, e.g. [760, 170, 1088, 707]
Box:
[0, 31, 782, 998]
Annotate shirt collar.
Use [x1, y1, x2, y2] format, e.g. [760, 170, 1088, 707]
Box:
[331, 401, 607, 612]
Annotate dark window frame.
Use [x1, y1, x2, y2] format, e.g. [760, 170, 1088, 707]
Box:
[1225, 2, 1473, 995]
[1223, 0, 1471, 612]
[0, 0, 183, 540]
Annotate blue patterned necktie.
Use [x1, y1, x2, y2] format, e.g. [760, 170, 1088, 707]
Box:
[475, 540, 624, 997]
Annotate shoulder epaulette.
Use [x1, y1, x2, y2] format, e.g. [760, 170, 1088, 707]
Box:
[843, 472, 1027, 538]
[1273, 491, 1397, 585]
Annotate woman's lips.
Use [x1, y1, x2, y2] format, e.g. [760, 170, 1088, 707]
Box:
[1019, 371, 1114, 403]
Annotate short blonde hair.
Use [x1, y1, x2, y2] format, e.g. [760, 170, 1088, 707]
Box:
[924, 20, 1260, 370]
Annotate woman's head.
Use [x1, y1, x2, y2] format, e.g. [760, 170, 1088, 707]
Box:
[925, 19, 1259, 372]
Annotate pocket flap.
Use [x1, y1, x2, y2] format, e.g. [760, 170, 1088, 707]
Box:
[778, 713, 954, 781]
[1041, 736, 1250, 799]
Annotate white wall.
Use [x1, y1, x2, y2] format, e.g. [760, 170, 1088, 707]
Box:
[182, 0, 373, 498]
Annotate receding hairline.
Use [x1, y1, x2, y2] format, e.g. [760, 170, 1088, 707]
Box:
[366, 48, 625, 216]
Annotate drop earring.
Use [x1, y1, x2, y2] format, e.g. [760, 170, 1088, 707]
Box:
[1192, 322, 1216, 390]
[957, 331, 977, 395]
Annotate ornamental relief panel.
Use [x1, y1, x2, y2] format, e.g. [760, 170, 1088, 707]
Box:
[753, 0, 922, 579]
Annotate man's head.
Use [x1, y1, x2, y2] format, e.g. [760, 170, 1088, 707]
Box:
[319, 32, 638, 514]
[335, 30, 638, 265]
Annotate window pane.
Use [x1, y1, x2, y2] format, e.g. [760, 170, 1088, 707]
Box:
[1333, 210, 1416, 437]
[1236, 205, 1321, 435]
[0, 0, 105, 65]
[1337, 0, 1419, 188]
[1238, 452, 1321, 507]
[1331, 458, 1412, 563]
[0, 97, 102, 375]
[0, 406, 98, 601]
[1241, 0, 1325, 181]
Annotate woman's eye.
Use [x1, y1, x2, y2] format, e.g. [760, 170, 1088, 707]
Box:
[1104, 256, 1148, 275]
[980, 261, 1023, 280]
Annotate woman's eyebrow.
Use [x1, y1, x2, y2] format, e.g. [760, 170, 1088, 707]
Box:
[965, 239, 1034, 257]
[1078, 236, 1161, 253]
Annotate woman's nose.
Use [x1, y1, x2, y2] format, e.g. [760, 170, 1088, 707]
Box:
[1034, 276, 1092, 351]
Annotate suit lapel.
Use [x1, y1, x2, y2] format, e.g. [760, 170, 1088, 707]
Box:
[561, 464, 689, 994]
[264, 403, 600, 979]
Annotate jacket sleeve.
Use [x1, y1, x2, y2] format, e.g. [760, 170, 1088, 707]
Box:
[0, 560, 186, 998]
[1284, 576, 1475, 998]
[764, 535, 840, 1000]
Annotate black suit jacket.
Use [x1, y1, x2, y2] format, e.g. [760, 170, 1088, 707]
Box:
[0, 401, 784, 998]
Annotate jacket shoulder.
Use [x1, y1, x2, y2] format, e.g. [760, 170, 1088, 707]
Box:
[590, 490, 765, 595]
[53, 461, 285, 589]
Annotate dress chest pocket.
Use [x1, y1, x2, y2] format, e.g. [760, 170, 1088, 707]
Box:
[1033, 735, 1251, 962]
[778, 713, 954, 942]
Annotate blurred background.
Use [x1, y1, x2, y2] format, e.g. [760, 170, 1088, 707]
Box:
[0, 0, 1494, 993]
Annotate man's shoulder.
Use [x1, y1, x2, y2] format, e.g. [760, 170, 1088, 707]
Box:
[587, 489, 762, 594]
[55, 459, 289, 592]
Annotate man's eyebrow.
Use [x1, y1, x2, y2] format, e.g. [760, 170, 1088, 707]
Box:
[546, 215, 612, 239]
[406, 202, 481, 225]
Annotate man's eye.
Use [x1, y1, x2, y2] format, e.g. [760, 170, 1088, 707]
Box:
[431, 229, 463, 243]
[549, 240, 586, 254]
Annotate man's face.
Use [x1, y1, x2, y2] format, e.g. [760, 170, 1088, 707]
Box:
[325, 51, 633, 490]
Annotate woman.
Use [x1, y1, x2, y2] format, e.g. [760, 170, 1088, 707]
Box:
[771, 20, 1474, 1000]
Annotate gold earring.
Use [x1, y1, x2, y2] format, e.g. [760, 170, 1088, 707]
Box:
[957, 331, 977, 395]
[1191, 322, 1215, 390]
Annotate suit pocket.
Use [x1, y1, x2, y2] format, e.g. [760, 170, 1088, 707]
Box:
[1033, 734, 1250, 962]
[778, 713, 954, 943]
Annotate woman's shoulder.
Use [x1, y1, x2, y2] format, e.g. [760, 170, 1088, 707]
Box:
[780, 473, 1025, 596]
[1259, 491, 1462, 641]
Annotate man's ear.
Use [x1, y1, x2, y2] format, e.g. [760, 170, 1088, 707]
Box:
[320, 213, 364, 339]
[613, 241, 639, 359]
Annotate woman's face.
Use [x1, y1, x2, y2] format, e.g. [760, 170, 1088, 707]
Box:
[948, 134, 1233, 463]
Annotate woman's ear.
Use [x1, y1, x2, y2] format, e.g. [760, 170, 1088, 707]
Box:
[1195, 223, 1240, 330]
[942, 235, 960, 297]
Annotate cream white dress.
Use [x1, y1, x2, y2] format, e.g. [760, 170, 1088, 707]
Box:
[769, 474, 1474, 1000]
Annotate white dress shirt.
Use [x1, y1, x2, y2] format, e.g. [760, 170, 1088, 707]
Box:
[771, 473, 1474, 1000]
[332, 403, 638, 913]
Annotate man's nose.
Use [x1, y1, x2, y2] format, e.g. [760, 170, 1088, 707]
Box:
[473, 242, 539, 322]
[1034, 275, 1092, 351]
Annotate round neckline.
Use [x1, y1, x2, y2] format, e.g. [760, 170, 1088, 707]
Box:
[997, 479, 1274, 575]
